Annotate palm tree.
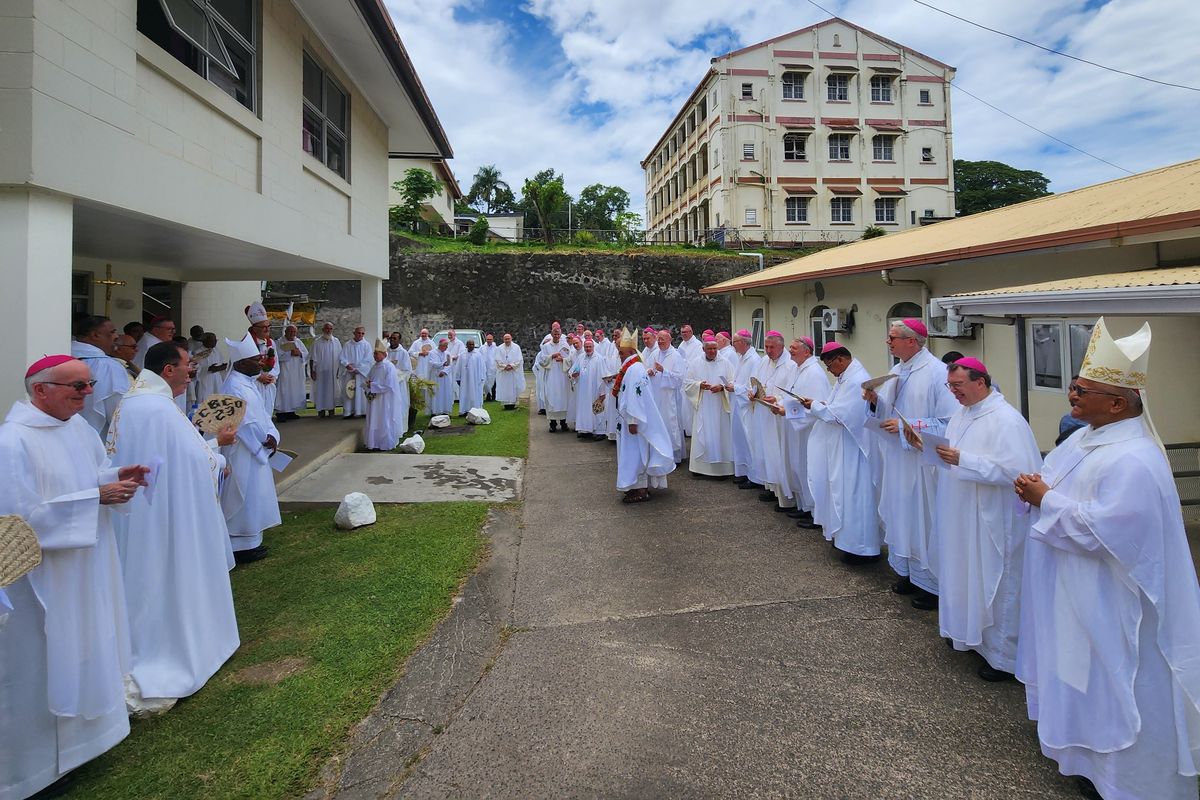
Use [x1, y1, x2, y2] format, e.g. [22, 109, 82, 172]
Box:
[467, 165, 512, 214]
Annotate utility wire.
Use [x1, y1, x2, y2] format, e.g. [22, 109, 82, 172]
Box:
[801, 0, 1134, 175]
[911, 0, 1200, 93]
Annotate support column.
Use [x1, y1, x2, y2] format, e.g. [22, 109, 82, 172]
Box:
[182, 280, 263, 341]
[359, 277, 384, 340]
[0, 189, 73, 412]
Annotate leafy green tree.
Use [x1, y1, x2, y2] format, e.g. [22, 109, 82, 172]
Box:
[467, 216, 490, 245]
[390, 168, 442, 229]
[954, 159, 1051, 216]
[466, 165, 515, 213]
[614, 210, 644, 244]
[521, 169, 568, 243]
[861, 225, 886, 239]
[573, 183, 630, 230]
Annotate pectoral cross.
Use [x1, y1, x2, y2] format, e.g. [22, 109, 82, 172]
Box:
[93, 264, 126, 316]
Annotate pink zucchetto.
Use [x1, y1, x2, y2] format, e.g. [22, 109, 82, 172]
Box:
[766, 330, 783, 339]
[643, 327, 656, 334]
[702, 334, 717, 343]
[820, 341, 849, 357]
[718, 331, 730, 339]
[901, 317, 928, 338]
[438, 338, 448, 345]
[736, 329, 751, 338]
[801, 336, 815, 352]
[703, 329, 714, 336]
[952, 357, 989, 375]
[25, 354, 75, 378]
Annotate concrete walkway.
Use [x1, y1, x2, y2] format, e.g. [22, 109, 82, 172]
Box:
[313, 414, 1080, 799]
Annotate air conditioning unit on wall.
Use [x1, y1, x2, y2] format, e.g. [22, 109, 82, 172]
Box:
[822, 308, 851, 332]
[927, 314, 975, 339]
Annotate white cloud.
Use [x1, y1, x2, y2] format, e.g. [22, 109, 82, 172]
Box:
[386, 0, 1200, 220]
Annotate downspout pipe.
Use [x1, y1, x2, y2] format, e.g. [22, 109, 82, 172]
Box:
[880, 269, 930, 321]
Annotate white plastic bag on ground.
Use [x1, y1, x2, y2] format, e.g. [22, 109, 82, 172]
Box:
[397, 434, 426, 454]
[429, 414, 451, 428]
[335, 492, 377, 530]
[466, 407, 491, 425]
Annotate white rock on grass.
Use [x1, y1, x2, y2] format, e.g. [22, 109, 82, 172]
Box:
[466, 407, 491, 425]
[429, 414, 451, 428]
[335, 492, 377, 530]
[397, 434, 425, 454]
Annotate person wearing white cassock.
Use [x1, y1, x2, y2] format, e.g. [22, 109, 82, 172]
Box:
[408, 328, 435, 369]
[749, 331, 798, 510]
[386, 332, 412, 433]
[193, 333, 227, 406]
[0, 355, 147, 799]
[309, 323, 342, 418]
[481, 334, 498, 401]
[244, 302, 280, 417]
[594, 345, 621, 441]
[716, 333, 736, 369]
[132, 316, 175, 369]
[779, 337, 830, 523]
[728, 330, 763, 488]
[676, 324, 703, 365]
[532, 333, 551, 414]
[364, 340, 403, 451]
[930, 357, 1040, 681]
[444, 330, 467, 403]
[647, 330, 687, 463]
[340, 326, 372, 419]
[594, 329, 617, 362]
[428, 340, 455, 415]
[106, 341, 240, 712]
[685, 339, 734, 477]
[864, 318, 958, 609]
[565, 337, 584, 431]
[218, 335, 281, 563]
[385, 332, 405, 370]
[640, 329, 657, 372]
[613, 330, 675, 502]
[1015, 318, 1200, 800]
[494, 334, 526, 410]
[538, 330, 573, 432]
[457, 340, 488, 415]
[274, 325, 309, 421]
[801, 343, 880, 562]
[572, 339, 606, 439]
[70, 315, 130, 440]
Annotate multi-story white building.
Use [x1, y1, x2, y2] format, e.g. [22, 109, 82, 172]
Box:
[0, 0, 452, 411]
[642, 18, 956, 247]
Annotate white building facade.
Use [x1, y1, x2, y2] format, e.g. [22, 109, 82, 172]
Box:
[643, 18, 956, 247]
[0, 0, 451, 410]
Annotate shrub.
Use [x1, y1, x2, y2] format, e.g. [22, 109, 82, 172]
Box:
[862, 226, 887, 239]
[573, 230, 597, 246]
[467, 217, 489, 245]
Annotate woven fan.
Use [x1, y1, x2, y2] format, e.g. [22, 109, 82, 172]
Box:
[0, 515, 40, 587]
[591, 396, 606, 415]
[345, 376, 358, 399]
[192, 394, 247, 436]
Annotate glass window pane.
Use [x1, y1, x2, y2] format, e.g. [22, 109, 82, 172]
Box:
[325, 77, 347, 132]
[1032, 322, 1063, 389]
[303, 54, 323, 108]
[302, 104, 323, 159]
[1068, 322, 1095, 378]
[209, 25, 252, 108]
[326, 130, 346, 177]
[159, 0, 208, 46]
[208, 0, 252, 42]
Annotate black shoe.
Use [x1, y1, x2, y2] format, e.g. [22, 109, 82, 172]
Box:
[538, 409, 546, 415]
[911, 591, 939, 611]
[786, 509, 812, 520]
[233, 544, 269, 565]
[773, 504, 792, 513]
[577, 432, 588, 438]
[549, 420, 558, 432]
[977, 664, 1015, 682]
[1076, 776, 1102, 800]
[562, 424, 571, 432]
[758, 491, 776, 502]
[892, 577, 916, 595]
[592, 434, 606, 441]
[840, 552, 880, 566]
[738, 481, 763, 490]
[733, 477, 749, 485]
[796, 519, 822, 530]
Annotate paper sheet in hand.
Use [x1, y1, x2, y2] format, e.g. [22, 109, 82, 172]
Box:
[861, 373, 899, 392]
[783, 398, 807, 420]
[865, 418, 895, 438]
[269, 450, 294, 472]
[143, 456, 165, 505]
[918, 432, 951, 469]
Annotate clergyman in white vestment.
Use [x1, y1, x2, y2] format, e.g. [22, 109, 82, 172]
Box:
[340, 326, 373, 419]
[428, 341, 455, 416]
[274, 325, 309, 419]
[309, 323, 342, 417]
[684, 339, 734, 477]
[538, 331, 573, 431]
[494, 335, 526, 409]
[748, 331, 798, 510]
[728, 331, 762, 487]
[193, 332, 228, 406]
[106, 341, 240, 710]
[364, 341, 403, 451]
[780, 337, 830, 522]
[647, 330, 686, 463]
[613, 331, 675, 502]
[70, 314, 130, 440]
[457, 341, 488, 415]
[0, 355, 146, 799]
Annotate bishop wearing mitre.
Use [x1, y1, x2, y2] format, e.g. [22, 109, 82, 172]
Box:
[613, 328, 675, 503]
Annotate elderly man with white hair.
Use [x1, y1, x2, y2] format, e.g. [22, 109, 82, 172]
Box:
[309, 323, 342, 418]
[779, 337, 830, 526]
[684, 337, 735, 477]
[727, 329, 763, 489]
[646, 329, 687, 462]
[748, 330, 797, 511]
[494, 333, 526, 410]
[0, 355, 147, 799]
[274, 324, 308, 422]
[863, 318, 957, 610]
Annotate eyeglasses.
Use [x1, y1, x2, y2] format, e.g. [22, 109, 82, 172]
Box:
[1068, 382, 1126, 398]
[39, 380, 97, 391]
[886, 335, 911, 342]
[944, 381, 971, 389]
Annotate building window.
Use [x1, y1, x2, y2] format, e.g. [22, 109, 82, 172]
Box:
[711, 89, 718, 108]
[302, 52, 350, 179]
[782, 71, 806, 100]
[921, 147, 934, 163]
[785, 196, 809, 223]
[742, 142, 755, 160]
[741, 82, 754, 99]
[872, 134, 894, 161]
[783, 133, 807, 161]
[71, 272, 93, 316]
[874, 197, 898, 223]
[924, 208, 935, 218]
[137, 0, 258, 111]
[712, 141, 720, 166]
[744, 208, 758, 225]
[870, 75, 893, 102]
[826, 73, 849, 101]
[751, 307, 765, 351]
[1030, 321, 1064, 389]
[828, 133, 852, 161]
[830, 197, 854, 223]
[919, 88, 932, 104]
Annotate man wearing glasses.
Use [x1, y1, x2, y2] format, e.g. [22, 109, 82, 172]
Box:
[131, 315, 176, 370]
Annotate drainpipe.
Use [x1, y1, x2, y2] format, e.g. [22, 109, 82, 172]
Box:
[1014, 314, 1030, 420]
[880, 269, 930, 321]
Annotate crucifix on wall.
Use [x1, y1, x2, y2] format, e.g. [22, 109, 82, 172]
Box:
[93, 264, 126, 316]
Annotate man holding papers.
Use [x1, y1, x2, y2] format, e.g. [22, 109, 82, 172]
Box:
[926, 358, 1039, 682]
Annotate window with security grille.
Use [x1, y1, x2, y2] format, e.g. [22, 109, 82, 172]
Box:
[826, 73, 849, 101]
[870, 75, 893, 102]
[830, 197, 854, 223]
[783, 133, 807, 161]
[782, 72, 806, 100]
[786, 197, 809, 223]
[874, 197, 897, 223]
[302, 52, 351, 179]
[872, 135, 894, 161]
[828, 133, 852, 160]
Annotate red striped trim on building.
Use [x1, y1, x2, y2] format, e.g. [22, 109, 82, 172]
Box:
[907, 119, 946, 127]
[773, 49, 814, 58]
[818, 51, 858, 60]
[907, 75, 943, 83]
[910, 178, 950, 185]
[727, 68, 770, 76]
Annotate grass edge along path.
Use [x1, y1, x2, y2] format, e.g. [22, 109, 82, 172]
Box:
[61, 502, 490, 800]
[405, 399, 529, 459]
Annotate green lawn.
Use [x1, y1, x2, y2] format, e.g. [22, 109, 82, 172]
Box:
[394, 230, 821, 260]
[63, 503, 489, 800]
[407, 399, 529, 459]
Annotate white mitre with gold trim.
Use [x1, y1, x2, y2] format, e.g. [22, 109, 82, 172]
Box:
[1078, 317, 1150, 389]
[617, 327, 638, 351]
